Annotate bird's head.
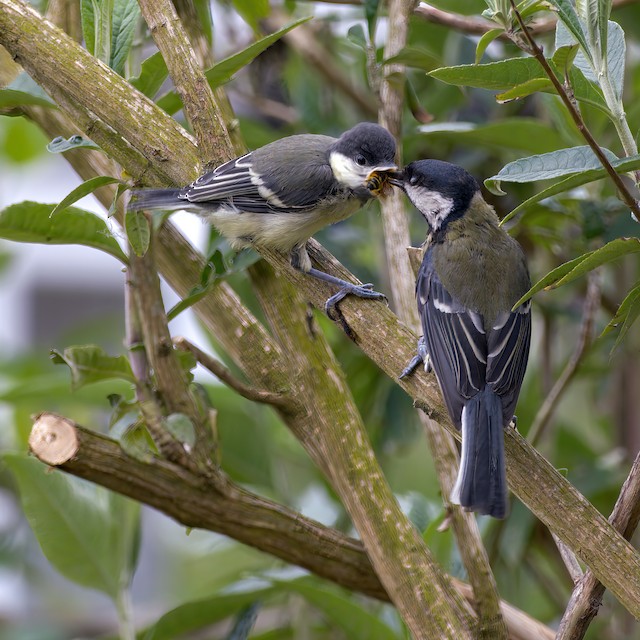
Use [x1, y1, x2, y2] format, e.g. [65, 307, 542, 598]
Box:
[329, 123, 397, 197]
[390, 160, 480, 232]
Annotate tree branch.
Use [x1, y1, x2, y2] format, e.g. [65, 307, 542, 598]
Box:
[378, 2, 507, 634]
[174, 337, 291, 409]
[27, 412, 555, 640]
[4, 0, 640, 623]
[137, 0, 232, 166]
[556, 448, 640, 639]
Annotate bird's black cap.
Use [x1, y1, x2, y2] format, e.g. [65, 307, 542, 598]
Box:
[332, 122, 397, 166]
[402, 159, 480, 218]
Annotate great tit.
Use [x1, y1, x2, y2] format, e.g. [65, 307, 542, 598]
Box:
[129, 122, 397, 314]
[393, 159, 531, 519]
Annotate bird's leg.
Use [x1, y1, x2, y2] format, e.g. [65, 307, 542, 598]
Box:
[399, 337, 431, 379]
[290, 244, 387, 322]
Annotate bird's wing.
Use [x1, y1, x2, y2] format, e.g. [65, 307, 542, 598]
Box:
[417, 252, 487, 428]
[486, 301, 531, 421]
[182, 136, 336, 213]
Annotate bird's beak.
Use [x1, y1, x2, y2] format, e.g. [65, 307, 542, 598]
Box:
[366, 165, 398, 197]
[386, 170, 406, 190]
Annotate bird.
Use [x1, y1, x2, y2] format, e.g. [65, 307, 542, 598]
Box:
[392, 159, 532, 519]
[129, 122, 397, 316]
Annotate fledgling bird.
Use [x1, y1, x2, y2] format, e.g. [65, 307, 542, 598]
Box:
[393, 160, 532, 519]
[129, 123, 397, 314]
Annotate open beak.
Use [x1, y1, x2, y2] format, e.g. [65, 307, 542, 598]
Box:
[366, 165, 398, 197]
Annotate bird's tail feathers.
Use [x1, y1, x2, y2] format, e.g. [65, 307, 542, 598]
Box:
[450, 387, 508, 519]
[128, 188, 185, 212]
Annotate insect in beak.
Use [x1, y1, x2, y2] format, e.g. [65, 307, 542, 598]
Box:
[366, 165, 398, 197]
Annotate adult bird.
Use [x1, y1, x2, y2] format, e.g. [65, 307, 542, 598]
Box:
[393, 160, 531, 518]
[129, 122, 397, 315]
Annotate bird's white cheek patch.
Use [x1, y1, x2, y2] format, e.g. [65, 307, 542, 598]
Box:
[330, 152, 365, 188]
[405, 186, 454, 231]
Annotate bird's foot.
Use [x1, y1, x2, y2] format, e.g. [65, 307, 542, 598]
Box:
[399, 337, 431, 379]
[325, 283, 387, 319]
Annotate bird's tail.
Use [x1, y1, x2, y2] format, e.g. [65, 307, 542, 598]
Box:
[450, 387, 508, 519]
[128, 188, 185, 211]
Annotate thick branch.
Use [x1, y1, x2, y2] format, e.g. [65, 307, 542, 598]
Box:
[247, 261, 473, 639]
[137, 0, 232, 166]
[27, 413, 554, 640]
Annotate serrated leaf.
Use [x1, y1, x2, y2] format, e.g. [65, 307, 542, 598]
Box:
[47, 135, 101, 153]
[602, 282, 640, 351]
[514, 238, 640, 306]
[475, 27, 504, 64]
[549, 0, 592, 60]
[110, 0, 140, 75]
[0, 201, 127, 263]
[51, 345, 135, 390]
[156, 17, 311, 115]
[125, 209, 150, 257]
[129, 52, 169, 98]
[4, 454, 139, 600]
[51, 176, 125, 218]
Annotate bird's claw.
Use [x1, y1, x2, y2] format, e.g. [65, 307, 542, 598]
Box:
[399, 337, 431, 379]
[324, 284, 387, 320]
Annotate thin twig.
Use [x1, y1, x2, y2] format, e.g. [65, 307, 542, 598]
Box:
[529, 272, 601, 446]
[552, 532, 584, 584]
[508, 1, 640, 220]
[174, 337, 292, 409]
[556, 449, 640, 639]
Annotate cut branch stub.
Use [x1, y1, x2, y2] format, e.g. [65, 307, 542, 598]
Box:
[29, 413, 79, 465]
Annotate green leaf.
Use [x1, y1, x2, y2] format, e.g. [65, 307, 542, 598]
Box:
[81, 0, 97, 56]
[383, 46, 439, 71]
[496, 78, 553, 102]
[475, 28, 504, 64]
[418, 118, 567, 155]
[125, 209, 151, 257]
[549, 0, 592, 60]
[514, 238, 640, 306]
[50, 176, 126, 218]
[429, 58, 609, 115]
[0, 201, 127, 263]
[3, 454, 139, 600]
[51, 345, 135, 389]
[279, 579, 397, 640]
[110, 0, 141, 75]
[139, 584, 277, 639]
[0, 72, 56, 110]
[164, 413, 196, 448]
[120, 422, 157, 462]
[232, 0, 269, 31]
[364, 0, 380, 38]
[602, 282, 640, 350]
[552, 44, 580, 72]
[156, 17, 311, 115]
[129, 52, 169, 98]
[484, 145, 619, 194]
[47, 135, 102, 153]
[486, 148, 640, 196]
[347, 24, 367, 50]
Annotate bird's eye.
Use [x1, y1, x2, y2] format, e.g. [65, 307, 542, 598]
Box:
[355, 154, 367, 166]
[409, 175, 418, 185]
